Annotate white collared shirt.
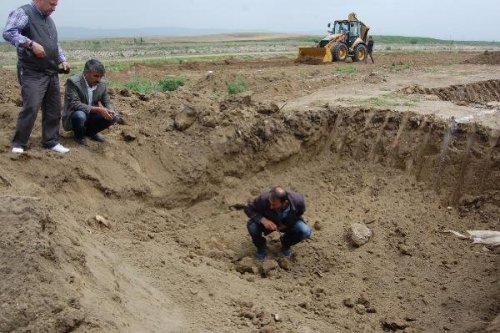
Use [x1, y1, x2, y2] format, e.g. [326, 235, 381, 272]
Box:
[83, 76, 97, 106]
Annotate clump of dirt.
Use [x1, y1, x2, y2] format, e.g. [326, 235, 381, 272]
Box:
[402, 79, 500, 105]
[364, 71, 387, 84]
[463, 51, 500, 65]
[295, 56, 324, 65]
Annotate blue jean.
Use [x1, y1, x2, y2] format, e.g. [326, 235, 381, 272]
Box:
[247, 218, 312, 251]
[71, 110, 116, 139]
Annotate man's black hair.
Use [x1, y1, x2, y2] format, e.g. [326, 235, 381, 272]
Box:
[84, 59, 105, 74]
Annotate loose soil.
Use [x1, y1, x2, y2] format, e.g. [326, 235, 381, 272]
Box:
[0, 51, 499, 333]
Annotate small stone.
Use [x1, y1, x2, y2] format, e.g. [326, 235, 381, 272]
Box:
[298, 302, 309, 309]
[398, 244, 414, 256]
[174, 104, 198, 131]
[381, 318, 408, 330]
[95, 215, 111, 228]
[313, 221, 322, 231]
[350, 223, 373, 247]
[236, 257, 258, 274]
[355, 304, 366, 315]
[240, 310, 255, 320]
[121, 130, 137, 142]
[343, 298, 355, 308]
[277, 257, 291, 271]
[261, 260, 279, 276]
[119, 89, 131, 97]
[273, 313, 282, 322]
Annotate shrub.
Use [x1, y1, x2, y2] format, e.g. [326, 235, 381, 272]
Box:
[124, 78, 159, 94]
[226, 77, 246, 95]
[159, 78, 185, 92]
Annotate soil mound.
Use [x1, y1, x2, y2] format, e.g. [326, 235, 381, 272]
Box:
[463, 51, 500, 65]
[402, 79, 500, 105]
[295, 56, 324, 65]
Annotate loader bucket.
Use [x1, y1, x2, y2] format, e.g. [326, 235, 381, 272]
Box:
[297, 47, 332, 63]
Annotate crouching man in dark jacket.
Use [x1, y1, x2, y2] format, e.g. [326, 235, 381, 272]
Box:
[245, 186, 312, 260]
[62, 59, 118, 145]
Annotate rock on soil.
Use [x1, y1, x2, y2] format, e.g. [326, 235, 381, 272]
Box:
[350, 223, 373, 247]
[174, 104, 198, 131]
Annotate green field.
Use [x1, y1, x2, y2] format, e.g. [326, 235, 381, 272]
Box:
[0, 34, 498, 69]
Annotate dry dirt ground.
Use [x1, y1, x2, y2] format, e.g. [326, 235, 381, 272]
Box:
[0, 51, 499, 333]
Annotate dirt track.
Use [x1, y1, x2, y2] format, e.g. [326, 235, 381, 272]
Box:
[0, 51, 499, 333]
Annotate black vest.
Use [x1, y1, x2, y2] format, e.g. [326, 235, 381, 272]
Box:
[17, 4, 59, 74]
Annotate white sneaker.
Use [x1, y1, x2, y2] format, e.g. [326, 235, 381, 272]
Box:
[11, 147, 24, 154]
[50, 143, 70, 154]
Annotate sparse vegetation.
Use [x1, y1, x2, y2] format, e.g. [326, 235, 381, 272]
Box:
[387, 63, 412, 72]
[335, 66, 358, 74]
[111, 76, 186, 94]
[226, 77, 247, 95]
[0, 35, 499, 68]
[124, 78, 159, 94]
[159, 77, 185, 91]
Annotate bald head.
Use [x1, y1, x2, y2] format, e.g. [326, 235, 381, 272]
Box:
[34, 0, 59, 16]
[269, 186, 289, 210]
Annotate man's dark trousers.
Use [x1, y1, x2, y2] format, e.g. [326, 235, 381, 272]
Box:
[13, 67, 61, 149]
[71, 110, 116, 140]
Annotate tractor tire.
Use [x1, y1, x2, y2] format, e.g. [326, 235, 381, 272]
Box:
[332, 43, 348, 62]
[353, 44, 367, 62]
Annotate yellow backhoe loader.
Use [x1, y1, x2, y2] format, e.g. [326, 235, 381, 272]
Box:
[298, 13, 370, 63]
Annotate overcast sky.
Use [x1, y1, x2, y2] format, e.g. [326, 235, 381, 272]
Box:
[1, 0, 499, 41]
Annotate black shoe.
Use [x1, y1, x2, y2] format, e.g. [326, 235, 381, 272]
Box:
[74, 137, 86, 145]
[89, 133, 105, 142]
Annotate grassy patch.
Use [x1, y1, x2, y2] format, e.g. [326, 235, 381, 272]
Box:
[110, 76, 186, 94]
[363, 96, 417, 108]
[226, 77, 246, 95]
[159, 77, 185, 91]
[386, 63, 412, 72]
[124, 78, 159, 94]
[335, 66, 358, 74]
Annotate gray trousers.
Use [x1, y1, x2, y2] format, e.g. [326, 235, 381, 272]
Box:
[13, 67, 61, 149]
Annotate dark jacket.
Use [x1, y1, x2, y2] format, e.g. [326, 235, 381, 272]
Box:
[245, 190, 306, 227]
[62, 73, 114, 131]
[367, 39, 374, 53]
